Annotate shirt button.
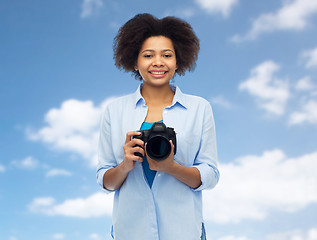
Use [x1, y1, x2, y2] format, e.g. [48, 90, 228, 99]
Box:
[158, 173, 161, 177]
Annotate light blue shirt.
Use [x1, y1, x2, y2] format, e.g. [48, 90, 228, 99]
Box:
[97, 84, 219, 240]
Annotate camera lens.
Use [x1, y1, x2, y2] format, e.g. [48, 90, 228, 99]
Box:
[146, 136, 171, 161]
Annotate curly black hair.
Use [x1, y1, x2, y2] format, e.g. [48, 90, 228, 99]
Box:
[113, 13, 200, 80]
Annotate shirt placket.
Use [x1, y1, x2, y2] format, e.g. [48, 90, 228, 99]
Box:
[134, 102, 160, 239]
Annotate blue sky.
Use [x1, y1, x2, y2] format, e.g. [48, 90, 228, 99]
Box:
[1, 0, 317, 239]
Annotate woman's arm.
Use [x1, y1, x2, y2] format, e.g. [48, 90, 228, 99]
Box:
[164, 162, 202, 189]
[102, 161, 132, 191]
[146, 141, 202, 189]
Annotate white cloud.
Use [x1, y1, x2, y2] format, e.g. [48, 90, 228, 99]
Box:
[164, 8, 196, 18]
[289, 74, 317, 125]
[210, 95, 232, 109]
[0, 164, 5, 172]
[28, 197, 56, 213]
[203, 149, 317, 223]
[289, 99, 317, 125]
[267, 227, 317, 240]
[11, 156, 39, 170]
[302, 47, 317, 69]
[217, 236, 249, 240]
[195, 0, 238, 17]
[239, 61, 316, 124]
[177, 8, 196, 18]
[52, 233, 65, 240]
[46, 169, 72, 177]
[80, 0, 103, 18]
[28, 192, 113, 218]
[27, 98, 115, 167]
[295, 76, 316, 91]
[89, 233, 102, 240]
[231, 0, 317, 42]
[239, 61, 290, 115]
[220, 228, 317, 240]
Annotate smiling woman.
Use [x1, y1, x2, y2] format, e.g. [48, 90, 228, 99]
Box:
[113, 13, 199, 80]
[135, 36, 177, 87]
[97, 13, 219, 240]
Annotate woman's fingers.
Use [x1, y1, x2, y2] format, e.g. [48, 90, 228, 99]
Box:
[123, 131, 145, 163]
[125, 131, 142, 144]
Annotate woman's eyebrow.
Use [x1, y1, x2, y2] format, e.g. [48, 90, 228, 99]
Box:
[141, 49, 175, 53]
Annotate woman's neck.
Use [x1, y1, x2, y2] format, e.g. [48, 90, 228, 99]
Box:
[141, 82, 174, 105]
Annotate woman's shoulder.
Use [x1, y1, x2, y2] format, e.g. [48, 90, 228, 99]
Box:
[176, 88, 213, 116]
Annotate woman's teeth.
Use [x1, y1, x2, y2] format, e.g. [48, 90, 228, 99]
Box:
[151, 71, 166, 75]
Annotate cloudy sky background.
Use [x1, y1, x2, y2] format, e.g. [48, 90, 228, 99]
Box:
[1, 0, 317, 239]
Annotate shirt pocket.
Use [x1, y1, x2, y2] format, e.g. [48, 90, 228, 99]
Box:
[174, 131, 200, 167]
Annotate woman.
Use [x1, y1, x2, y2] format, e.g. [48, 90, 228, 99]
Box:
[97, 13, 219, 240]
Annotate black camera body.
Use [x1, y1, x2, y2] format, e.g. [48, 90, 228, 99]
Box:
[133, 122, 177, 161]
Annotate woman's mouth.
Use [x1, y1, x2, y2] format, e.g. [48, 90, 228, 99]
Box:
[149, 71, 168, 78]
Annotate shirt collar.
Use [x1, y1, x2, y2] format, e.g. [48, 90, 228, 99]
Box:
[134, 84, 187, 109]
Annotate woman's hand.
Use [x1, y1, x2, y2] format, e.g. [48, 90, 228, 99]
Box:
[122, 131, 145, 172]
[102, 131, 145, 191]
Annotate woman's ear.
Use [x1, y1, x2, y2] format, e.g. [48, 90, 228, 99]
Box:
[134, 62, 138, 71]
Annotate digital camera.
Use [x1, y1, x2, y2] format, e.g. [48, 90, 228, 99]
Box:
[133, 122, 177, 161]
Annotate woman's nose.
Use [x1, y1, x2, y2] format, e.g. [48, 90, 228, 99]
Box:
[152, 56, 163, 67]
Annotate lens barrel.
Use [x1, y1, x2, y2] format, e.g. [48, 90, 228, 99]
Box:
[146, 136, 171, 161]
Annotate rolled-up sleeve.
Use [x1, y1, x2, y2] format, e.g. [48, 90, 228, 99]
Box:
[193, 101, 219, 191]
[96, 105, 117, 193]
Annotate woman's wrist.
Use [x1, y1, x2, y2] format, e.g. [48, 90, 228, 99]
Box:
[165, 162, 202, 189]
[119, 160, 133, 174]
[162, 160, 180, 175]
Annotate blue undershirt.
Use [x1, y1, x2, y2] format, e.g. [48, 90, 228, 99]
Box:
[140, 120, 163, 188]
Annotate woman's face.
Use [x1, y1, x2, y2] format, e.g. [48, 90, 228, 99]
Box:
[135, 36, 177, 87]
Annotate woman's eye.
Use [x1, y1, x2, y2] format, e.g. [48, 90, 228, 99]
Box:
[144, 54, 152, 58]
[164, 54, 172, 58]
